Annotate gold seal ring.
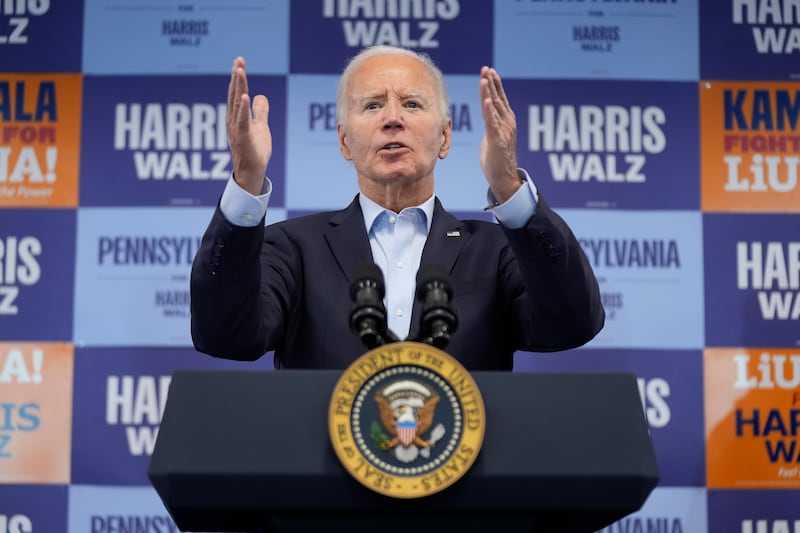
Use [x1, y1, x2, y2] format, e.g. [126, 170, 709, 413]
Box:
[329, 341, 485, 498]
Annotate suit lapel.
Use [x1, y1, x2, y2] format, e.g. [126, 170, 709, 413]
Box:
[421, 198, 470, 274]
[324, 195, 374, 283]
[410, 199, 470, 339]
[324, 196, 470, 342]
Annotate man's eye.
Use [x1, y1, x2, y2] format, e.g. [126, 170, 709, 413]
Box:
[405, 101, 420, 109]
[366, 103, 379, 110]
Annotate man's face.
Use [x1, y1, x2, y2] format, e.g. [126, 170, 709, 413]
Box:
[337, 54, 452, 195]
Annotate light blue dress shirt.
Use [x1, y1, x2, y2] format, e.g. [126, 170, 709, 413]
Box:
[358, 193, 434, 339]
[219, 171, 539, 339]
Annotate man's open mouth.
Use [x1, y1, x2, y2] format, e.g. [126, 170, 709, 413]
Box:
[382, 143, 406, 151]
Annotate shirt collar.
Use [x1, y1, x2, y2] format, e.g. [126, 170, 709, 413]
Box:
[358, 193, 435, 235]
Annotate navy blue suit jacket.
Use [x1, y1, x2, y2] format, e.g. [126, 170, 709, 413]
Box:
[190, 195, 604, 370]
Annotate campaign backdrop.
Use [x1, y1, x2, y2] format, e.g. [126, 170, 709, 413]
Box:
[1, 0, 798, 531]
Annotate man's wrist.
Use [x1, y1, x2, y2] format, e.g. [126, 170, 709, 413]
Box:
[220, 174, 271, 227]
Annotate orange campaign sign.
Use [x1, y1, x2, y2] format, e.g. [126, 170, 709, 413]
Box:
[705, 348, 800, 488]
[701, 82, 800, 212]
[0, 343, 73, 483]
[0, 74, 82, 208]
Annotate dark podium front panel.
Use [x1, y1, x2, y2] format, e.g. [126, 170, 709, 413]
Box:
[149, 370, 658, 533]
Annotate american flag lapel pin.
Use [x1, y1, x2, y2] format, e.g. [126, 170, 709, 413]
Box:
[446, 230, 460, 237]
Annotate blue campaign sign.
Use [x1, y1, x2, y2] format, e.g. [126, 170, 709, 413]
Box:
[0, 2, 82, 72]
[708, 489, 800, 533]
[515, 348, 706, 487]
[701, 1, 800, 81]
[79, 74, 286, 208]
[0, 210, 75, 341]
[285, 74, 360, 211]
[494, 0, 699, 81]
[289, 0, 492, 74]
[704, 213, 800, 348]
[434, 75, 493, 212]
[72, 207, 214, 347]
[597, 487, 707, 533]
[68, 485, 177, 532]
[71, 347, 273, 485]
[503, 79, 700, 210]
[556, 209, 705, 350]
[0, 485, 68, 532]
[82, 0, 289, 75]
[285, 74, 487, 212]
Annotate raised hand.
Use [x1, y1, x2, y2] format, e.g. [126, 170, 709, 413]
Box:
[479, 66, 521, 204]
[227, 56, 272, 195]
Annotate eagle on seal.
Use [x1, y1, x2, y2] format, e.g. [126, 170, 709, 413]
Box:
[375, 392, 440, 449]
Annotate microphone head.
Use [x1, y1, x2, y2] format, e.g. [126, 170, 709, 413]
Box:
[414, 263, 457, 348]
[349, 261, 385, 300]
[415, 263, 452, 298]
[349, 261, 393, 348]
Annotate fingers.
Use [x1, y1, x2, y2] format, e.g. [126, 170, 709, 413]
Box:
[481, 66, 511, 118]
[491, 69, 512, 114]
[252, 94, 270, 125]
[228, 57, 246, 113]
[479, 66, 518, 184]
[236, 93, 251, 136]
[479, 66, 491, 112]
[228, 57, 252, 137]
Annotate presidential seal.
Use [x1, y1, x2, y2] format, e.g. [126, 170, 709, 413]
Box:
[328, 341, 485, 499]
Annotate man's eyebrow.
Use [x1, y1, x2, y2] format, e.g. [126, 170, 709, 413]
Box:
[357, 92, 385, 102]
[355, 91, 430, 104]
[402, 92, 428, 101]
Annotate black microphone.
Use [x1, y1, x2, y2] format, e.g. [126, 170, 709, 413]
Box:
[349, 262, 399, 349]
[414, 263, 458, 350]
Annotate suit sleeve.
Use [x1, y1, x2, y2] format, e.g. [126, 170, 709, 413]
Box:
[500, 195, 605, 351]
[189, 206, 297, 361]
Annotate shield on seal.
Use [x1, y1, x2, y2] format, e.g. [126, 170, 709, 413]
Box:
[397, 418, 417, 447]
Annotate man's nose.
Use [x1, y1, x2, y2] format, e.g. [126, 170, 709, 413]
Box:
[382, 101, 404, 129]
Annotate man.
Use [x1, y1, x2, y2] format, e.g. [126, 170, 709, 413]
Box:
[190, 45, 604, 370]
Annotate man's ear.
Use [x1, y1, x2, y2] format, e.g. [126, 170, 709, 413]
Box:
[338, 124, 353, 160]
[438, 118, 452, 159]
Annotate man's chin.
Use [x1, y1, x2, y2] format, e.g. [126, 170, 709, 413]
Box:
[358, 163, 434, 186]
[374, 171, 430, 186]
[370, 166, 417, 182]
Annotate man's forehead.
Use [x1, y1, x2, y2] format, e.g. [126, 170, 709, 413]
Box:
[350, 55, 437, 88]
[350, 76, 436, 101]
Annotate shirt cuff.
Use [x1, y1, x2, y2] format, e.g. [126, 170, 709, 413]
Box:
[486, 169, 539, 229]
[219, 174, 272, 227]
